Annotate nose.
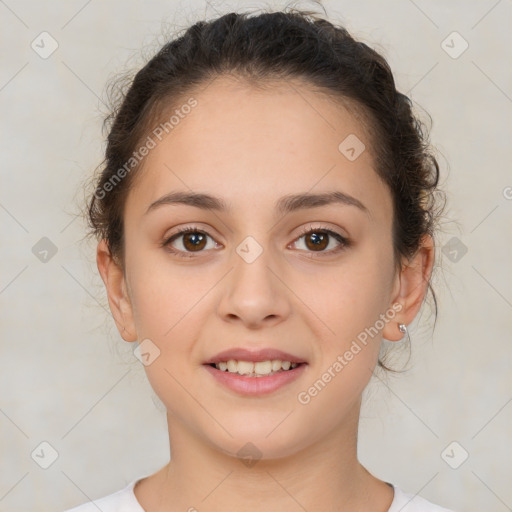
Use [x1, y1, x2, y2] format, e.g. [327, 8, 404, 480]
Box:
[216, 243, 292, 329]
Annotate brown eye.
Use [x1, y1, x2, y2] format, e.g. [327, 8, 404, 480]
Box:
[292, 226, 349, 256]
[304, 231, 329, 251]
[163, 227, 218, 258]
[181, 231, 207, 251]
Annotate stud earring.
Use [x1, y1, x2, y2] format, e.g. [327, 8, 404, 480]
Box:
[398, 323, 407, 334]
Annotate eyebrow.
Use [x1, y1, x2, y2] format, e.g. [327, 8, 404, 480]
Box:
[144, 190, 369, 216]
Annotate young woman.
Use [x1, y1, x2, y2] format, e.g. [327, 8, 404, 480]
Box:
[65, 7, 454, 512]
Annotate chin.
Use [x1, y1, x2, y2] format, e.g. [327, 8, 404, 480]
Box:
[203, 418, 316, 462]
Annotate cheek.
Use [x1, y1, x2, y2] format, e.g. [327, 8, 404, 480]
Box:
[333, 267, 389, 338]
[292, 267, 390, 425]
[126, 245, 202, 337]
[303, 251, 393, 337]
[125, 247, 212, 383]
[299, 243, 395, 380]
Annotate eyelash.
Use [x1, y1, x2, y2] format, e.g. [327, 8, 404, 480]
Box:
[161, 224, 350, 259]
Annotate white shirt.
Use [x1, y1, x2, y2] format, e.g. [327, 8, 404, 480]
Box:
[63, 477, 456, 511]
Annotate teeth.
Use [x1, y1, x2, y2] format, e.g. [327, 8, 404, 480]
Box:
[254, 361, 272, 374]
[214, 359, 299, 376]
[271, 360, 282, 371]
[237, 360, 254, 375]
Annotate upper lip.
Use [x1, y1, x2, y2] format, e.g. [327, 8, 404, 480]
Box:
[203, 347, 307, 365]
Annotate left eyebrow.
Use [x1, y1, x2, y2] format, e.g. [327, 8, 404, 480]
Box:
[144, 190, 370, 217]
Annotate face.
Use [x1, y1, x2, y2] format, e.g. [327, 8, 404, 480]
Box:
[103, 77, 408, 460]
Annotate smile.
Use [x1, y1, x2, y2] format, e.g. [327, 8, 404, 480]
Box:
[203, 360, 307, 395]
[212, 359, 299, 377]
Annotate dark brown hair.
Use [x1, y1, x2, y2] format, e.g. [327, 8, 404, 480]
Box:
[86, 6, 446, 371]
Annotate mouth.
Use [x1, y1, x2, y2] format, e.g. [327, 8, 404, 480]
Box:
[206, 359, 305, 377]
[203, 347, 307, 376]
[202, 348, 308, 395]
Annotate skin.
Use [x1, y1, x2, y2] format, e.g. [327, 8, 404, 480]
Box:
[97, 76, 434, 512]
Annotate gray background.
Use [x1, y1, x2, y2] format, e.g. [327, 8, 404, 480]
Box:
[1, 1, 511, 511]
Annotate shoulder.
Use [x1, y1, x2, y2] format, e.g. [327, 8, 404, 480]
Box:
[388, 485, 457, 512]
[62, 479, 144, 512]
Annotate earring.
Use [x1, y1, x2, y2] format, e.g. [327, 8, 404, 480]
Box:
[398, 323, 407, 334]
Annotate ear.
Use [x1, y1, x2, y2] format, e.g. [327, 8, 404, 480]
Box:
[96, 239, 138, 342]
[383, 234, 435, 342]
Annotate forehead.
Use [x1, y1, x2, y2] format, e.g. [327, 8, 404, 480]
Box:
[125, 76, 391, 223]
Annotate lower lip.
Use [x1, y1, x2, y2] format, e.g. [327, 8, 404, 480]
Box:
[203, 364, 307, 396]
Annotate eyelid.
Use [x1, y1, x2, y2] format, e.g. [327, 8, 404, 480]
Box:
[293, 223, 349, 242]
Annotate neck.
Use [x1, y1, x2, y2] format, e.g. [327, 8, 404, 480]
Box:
[135, 404, 393, 512]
